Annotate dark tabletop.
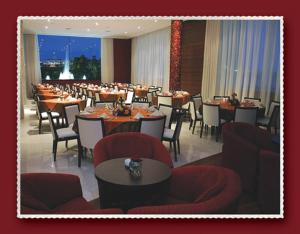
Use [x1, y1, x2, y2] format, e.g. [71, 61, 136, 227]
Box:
[95, 158, 171, 187]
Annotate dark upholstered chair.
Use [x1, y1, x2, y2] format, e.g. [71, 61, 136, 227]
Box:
[257, 150, 280, 214]
[93, 132, 173, 168]
[222, 122, 278, 194]
[127, 165, 241, 214]
[21, 173, 123, 214]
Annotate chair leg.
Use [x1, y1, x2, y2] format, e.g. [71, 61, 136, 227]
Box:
[53, 140, 57, 161]
[38, 119, 42, 134]
[189, 119, 193, 130]
[65, 140, 68, 149]
[177, 139, 180, 154]
[169, 142, 172, 150]
[173, 141, 177, 162]
[200, 121, 204, 138]
[192, 120, 196, 134]
[77, 139, 82, 167]
[216, 126, 219, 142]
[90, 149, 93, 157]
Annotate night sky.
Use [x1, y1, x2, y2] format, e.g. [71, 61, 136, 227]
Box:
[38, 35, 101, 62]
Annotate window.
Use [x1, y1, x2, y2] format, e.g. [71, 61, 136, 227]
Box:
[38, 35, 101, 80]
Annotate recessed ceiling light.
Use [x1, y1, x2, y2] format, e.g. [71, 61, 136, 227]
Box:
[124, 31, 128, 34]
[45, 26, 48, 30]
[47, 19, 51, 22]
[154, 20, 158, 23]
[137, 26, 141, 30]
[87, 28, 90, 32]
[95, 22, 99, 26]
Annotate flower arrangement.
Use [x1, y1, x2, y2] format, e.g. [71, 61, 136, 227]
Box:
[113, 96, 131, 116]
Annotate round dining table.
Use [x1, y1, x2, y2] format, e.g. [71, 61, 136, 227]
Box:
[37, 91, 69, 100]
[39, 97, 86, 116]
[72, 106, 160, 135]
[152, 91, 191, 108]
[204, 99, 266, 121]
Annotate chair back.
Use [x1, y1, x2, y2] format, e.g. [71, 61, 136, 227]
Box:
[173, 114, 184, 140]
[189, 100, 197, 121]
[86, 97, 93, 107]
[234, 107, 258, 125]
[268, 100, 280, 118]
[193, 96, 203, 112]
[147, 92, 153, 103]
[88, 90, 93, 98]
[157, 95, 172, 106]
[95, 92, 101, 101]
[74, 92, 79, 99]
[125, 90, 134, 104]
[214, 96, 230, 101]
[132, 101, 150, 109]
[203, 103, 220, 126]
[47, 111, 58, 139]
[63, 104, 80, 126]
[81, 94, 86, 100]
[95, 101, 114, 109]
[76, 116, 105, 150]
[148, 87, 158, 93]
[83, 88, 87, 95]
[35, 100, 43, 120]
[139, 116, 166, 140]
[158, 104, 173, 128]
[269, 105, 280, 129]
[79, 87, 83, 95]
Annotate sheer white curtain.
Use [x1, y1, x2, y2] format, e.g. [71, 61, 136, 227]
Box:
[215, 20, 281, 111]
[131, 27, 171, 91]
[201, 20, 221, 100]
[23, 34, 41, 98]
[101, 38, 114, 83]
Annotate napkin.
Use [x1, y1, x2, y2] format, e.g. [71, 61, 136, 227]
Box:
[148, 105, 157, 112]
[150, 110, 164, 116]
[84, 106, 94, 113]
[134, 112, 144, 119]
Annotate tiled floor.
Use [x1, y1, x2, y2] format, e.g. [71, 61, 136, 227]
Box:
[20, 99, 222, 201]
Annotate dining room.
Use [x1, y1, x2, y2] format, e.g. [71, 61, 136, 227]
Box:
[18, 16, 282, 217]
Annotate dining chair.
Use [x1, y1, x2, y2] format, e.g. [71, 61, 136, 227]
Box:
[157, 95, 172, 106]
[63, 103, 80, 127]
[201, 103, 226, 141]
[158, 104, 173, 129]
[148, 87, 159, 93]
[138, 116, 166, 141]
[257, 103, 280, 134]
[94, 101, 114, 109]
[35, 99, 60, 134]
[83, 88, 88, 96]
[162, 114, 184, 161]
[125, 90, 135, 104]
[47, 111, 80, 166]
[86, 97, 93, 107]
[214, 95, 230, 101]
[234, 107, 258, 125]
[88, 90, 93, 98]
[189, 100, 203, 134]
[95, 92, 101, 102]
[81, 94, 87, 100]
[79, 87, 83, 95]
[74, 91, 79, 99]
[132, 101, 150, 109]
[76, 115, 105, 163]
[193, 96, 203, 113]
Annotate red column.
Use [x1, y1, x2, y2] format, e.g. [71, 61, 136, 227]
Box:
[169, 20, 183, 91]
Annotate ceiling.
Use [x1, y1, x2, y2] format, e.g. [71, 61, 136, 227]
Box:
[21, 17, 171, 39]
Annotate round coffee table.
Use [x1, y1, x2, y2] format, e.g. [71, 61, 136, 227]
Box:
[95, 158, 172, 210]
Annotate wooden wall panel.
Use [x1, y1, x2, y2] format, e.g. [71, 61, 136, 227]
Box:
[180, 21, 206, 96]
[113, 39, 131, 83]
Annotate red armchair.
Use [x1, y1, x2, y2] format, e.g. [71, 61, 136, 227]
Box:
[21, 173, 123, 214]
[128, 165, 241, 214]
[221, 122, 276, 194]
[257, 150, 280, 214]
[93, 132, 173, 168]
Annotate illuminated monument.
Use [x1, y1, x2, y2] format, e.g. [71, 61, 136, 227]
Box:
[58, 44, 74, 80]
